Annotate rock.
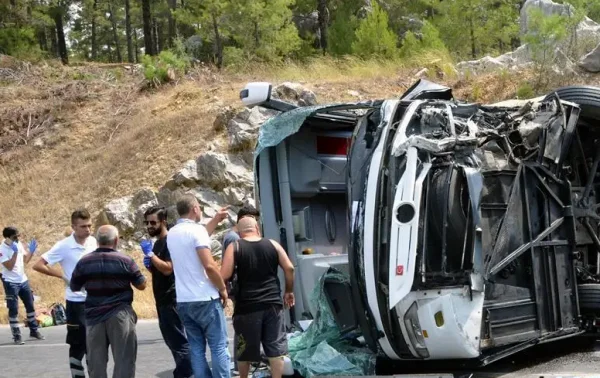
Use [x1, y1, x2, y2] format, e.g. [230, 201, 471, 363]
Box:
[223, 187, 247, 206]
[456, 56, 508, 75]
[579, 43, 600, 72]
[213, 106, 237, 132]
[32, 138, 44, 148]
[227, 107, 278, 151]
[211, 239, 222, 257]
[196, 152, 253, 191]
[347, 90, 361, 98]
[457, 0, 600, 75]
[131, 188, 158, 230]
[272, 82, 318, 106]
[102, 196, 135, 236]
[164, 160, 199, 190]
[521, 0, 600, 42]
[293, 12, 320, 40]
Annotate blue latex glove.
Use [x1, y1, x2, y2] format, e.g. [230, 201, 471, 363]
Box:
[28, 239, 38, 254]
[10, 242, 18, 253]
[140, 240, 154, 257]
[143, 256, 151, 269]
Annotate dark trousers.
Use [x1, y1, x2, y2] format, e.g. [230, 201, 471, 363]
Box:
[66, 301, 87, 377]
[157, 303, 193, 378]
[2, 279, 38, 339]
[86, 306, 138, 378]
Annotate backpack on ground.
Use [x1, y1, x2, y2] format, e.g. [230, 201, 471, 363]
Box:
[50, 303, 67, 325]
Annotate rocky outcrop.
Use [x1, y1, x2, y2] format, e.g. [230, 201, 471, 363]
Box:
[226, 107, 278, 151]
[99, 82, 317, 255]
[579, 44, 600, 72]
[457, 0, 600, 75]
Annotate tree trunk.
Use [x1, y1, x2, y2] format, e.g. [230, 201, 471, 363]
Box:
[134, 28, 139, 63]
[125, 0, 134, 62]
[108, 1, 122, 62]
[153, 19, 161, 54]
[167, 0, 177, 47]
[317, 0, 329, 53]
[212, 13, 223, 69]
[469, 16, 476, 59]
[50, 27, 58, 58]
[52, 6, 69, 64]
[142, 0, 154, 55]
[91, 0, 98, 60]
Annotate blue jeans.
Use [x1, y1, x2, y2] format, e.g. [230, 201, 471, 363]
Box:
[2, 279, 38, 338]
[177, 299, 231, 378]
[157, 303, 193, 378]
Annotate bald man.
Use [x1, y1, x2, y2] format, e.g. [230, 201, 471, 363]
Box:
[221, 217, 295, 378]
[71, 225, 147, 378]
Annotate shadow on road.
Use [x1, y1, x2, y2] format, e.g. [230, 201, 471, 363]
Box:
[376, 336, 599, 376]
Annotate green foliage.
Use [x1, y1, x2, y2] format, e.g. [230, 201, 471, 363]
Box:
[328, 1, 361, 56]
[523, 8, 568, 88]
[142, 50, 190, 86]
[352, 2, 398, 59]
[516, 82, 535, 99]
[399, 21, 446, 58]
[223, 47, 247, 69]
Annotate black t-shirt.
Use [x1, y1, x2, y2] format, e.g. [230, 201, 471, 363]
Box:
[234, 238, 283, 315]
[151, 237, 176, 306]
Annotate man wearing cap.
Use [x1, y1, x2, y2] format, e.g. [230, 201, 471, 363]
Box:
[0, 226, 44, 344]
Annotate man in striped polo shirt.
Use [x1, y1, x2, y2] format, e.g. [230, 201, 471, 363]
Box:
[70, 225, 147, 378]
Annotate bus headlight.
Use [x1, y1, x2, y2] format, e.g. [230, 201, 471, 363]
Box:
[403, 302, 430, 358]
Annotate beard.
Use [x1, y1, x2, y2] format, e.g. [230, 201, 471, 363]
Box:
[147, 228, 161, 237]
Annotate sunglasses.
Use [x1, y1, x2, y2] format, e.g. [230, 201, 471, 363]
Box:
[143, 220, 159, 226]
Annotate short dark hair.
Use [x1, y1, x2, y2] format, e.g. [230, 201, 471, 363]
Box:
[237, 204, 260, 223]
[176, 194, 198, 217]
[2, 226, 18, 239]
[71, 209, 91, 225]
[144, 206, 167, 222]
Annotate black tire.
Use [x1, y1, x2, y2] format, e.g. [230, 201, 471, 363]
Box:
[544, 86, 600, 120]
[427, 167, 468, 268]
[578, 283, 600, 311]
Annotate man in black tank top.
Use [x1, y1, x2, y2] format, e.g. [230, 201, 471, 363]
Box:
[220, 217, 295, 378]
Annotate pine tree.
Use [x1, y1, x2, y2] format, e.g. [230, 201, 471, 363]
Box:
[352, 2, 398, 59]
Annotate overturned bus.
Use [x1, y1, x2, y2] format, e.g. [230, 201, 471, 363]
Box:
[241, 80, 600, 365]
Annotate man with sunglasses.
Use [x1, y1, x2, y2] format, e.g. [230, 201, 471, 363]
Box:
[140, 206, 193, 378]
[33, 209, 97, 377]
[0, 226, 44, 344]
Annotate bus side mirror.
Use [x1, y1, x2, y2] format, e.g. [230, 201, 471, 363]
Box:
[240, 82, 272, 107]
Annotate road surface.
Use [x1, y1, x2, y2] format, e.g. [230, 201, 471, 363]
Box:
[0, 319, 598, 377]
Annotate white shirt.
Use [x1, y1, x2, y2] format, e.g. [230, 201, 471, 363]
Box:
[0, 241, 27, 284]
[41, 234, 98, 302]
[167, 219, 218, 302]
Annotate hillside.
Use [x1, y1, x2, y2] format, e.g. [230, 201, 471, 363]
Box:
[2, 53, 600, 321]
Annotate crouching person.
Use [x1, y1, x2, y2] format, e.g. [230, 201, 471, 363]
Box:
[70, 225, 147, 378]
[220, 217, 295, 378]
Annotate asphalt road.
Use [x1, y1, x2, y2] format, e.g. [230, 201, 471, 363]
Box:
[0, 320, 599, 377]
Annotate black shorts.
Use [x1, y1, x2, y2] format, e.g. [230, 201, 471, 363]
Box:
[233, 306, 287, 362]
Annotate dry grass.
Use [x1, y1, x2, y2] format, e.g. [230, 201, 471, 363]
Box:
[0, 55, 599, 323]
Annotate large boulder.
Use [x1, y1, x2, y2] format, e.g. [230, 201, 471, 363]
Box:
[579, 43, 600, 72]
[196, 152, 254, 191]
[99, 188, 158, 238]
[272, 82, 318, 107]
[520, 0, 600, 42]
[101, 195, 135, 236]
[164, 159, 199, 190]
[227, 107, 278, 151]
[458, 0, 600, 75]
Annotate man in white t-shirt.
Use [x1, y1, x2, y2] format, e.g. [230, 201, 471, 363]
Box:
[0, 226, 45, 344]
[167, 194, 230, 378]
[33, 209, 97, 378]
